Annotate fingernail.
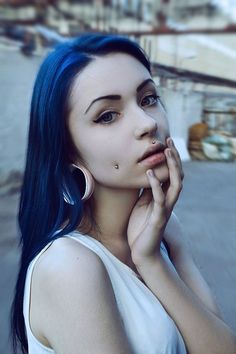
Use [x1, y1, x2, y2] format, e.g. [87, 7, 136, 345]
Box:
[146, 169, 154, 177]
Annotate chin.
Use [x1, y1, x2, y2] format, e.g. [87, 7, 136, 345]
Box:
[140, 163, 170, 188]
[153, 163, 170, 183]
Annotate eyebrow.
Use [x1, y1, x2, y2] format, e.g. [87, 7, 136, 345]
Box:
[84, 78, 155, 114]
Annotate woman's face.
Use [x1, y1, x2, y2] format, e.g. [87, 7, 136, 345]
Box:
[68, 52, 170, 189]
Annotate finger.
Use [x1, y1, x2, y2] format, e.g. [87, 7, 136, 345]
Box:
[146, 170, 165, 204]
[166, 137, 184, 180]
[146, 169, 166, 228]
[164, 149, 183, 211]
[169, 142, 184, 180]
[165, 147, 182, 182]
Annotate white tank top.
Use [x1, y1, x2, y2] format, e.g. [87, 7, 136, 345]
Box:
[23, 231, 187, 354]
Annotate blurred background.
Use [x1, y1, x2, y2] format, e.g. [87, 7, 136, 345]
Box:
[0, 0, 236, 353]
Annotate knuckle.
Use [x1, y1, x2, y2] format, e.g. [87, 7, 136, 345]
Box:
[173, 181, 182, 192]
[172, 179, 182, 189]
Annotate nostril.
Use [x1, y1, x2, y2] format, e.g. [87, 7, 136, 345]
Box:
[140, 130, 157, 140]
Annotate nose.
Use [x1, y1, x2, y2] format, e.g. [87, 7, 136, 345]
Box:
[134, 108, 158, 140]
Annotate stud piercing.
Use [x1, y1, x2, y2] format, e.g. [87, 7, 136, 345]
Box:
[115, 164, 119, 169]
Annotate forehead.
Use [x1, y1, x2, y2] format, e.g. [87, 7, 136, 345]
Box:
[70, 53, 151, 109]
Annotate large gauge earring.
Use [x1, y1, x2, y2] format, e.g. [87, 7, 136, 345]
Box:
[63, 163, 95, 204]
[71, 163, 95, 201]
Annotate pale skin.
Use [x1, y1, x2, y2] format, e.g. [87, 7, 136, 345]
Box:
[68, 53, 176, 261]
[30, 53, 236, 353]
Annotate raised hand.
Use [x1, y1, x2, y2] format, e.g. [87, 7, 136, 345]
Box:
[127, 137, 184, 265]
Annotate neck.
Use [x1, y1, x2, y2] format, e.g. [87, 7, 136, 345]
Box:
[81, 184, 141, 247]
[75, 184, 143, 274]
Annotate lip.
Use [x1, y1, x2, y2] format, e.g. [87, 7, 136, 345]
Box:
[137, 143, 166, 163]
[139, 151, 166, 167]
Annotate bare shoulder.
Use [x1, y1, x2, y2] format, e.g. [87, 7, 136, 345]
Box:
[31, 236, 111, 324]
[33, 235, 113, 302]
[34, 236, 101, 280]
[30, 237, 102, 342]
[31, 236, 134, 354]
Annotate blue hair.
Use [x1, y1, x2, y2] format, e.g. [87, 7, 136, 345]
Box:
[11, 32, 151, 353]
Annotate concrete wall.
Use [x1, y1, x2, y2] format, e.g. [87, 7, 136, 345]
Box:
[0, 47, 42, 186]
[161, 87, 204, 143]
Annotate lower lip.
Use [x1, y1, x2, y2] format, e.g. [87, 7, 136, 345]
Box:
[139, 152, 166, 167]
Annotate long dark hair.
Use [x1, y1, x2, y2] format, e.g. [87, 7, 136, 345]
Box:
[11, 32, 151, 353]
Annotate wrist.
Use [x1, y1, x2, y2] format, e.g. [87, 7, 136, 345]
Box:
[132, 251, 162, 271]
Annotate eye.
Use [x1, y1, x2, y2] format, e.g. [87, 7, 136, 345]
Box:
[94, 111, 119, 124]
[141, 94, 159, 107]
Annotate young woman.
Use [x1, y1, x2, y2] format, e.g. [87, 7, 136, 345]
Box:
[11, 33, 236, 354]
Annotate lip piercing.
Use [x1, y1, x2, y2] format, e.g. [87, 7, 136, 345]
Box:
[152, 140, 156, 144]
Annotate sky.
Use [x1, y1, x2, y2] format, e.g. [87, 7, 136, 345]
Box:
[212, 0, 236, 22]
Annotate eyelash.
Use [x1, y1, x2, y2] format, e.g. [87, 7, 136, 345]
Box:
[94, 94, 160, 124]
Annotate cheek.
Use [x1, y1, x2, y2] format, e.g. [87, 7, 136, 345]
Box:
[85, 142, 135, 187]
[82, 138, 122, 170]
[153, 163, 170, 183]
[68, 122, 132, 187]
